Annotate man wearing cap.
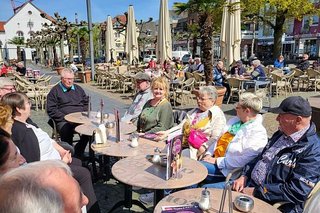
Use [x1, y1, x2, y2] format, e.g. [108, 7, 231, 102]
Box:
[233, 96, 320, 213]
[0, 78, 16, 98]
[121, 72, 153, 123]
[230, 60, 246, 76]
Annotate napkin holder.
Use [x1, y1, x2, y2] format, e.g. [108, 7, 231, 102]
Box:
[94, 124, 109, 147]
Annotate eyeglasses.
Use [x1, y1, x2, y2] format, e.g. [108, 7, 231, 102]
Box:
[63, 77, 74, 81]
[196, 97, 212, 101]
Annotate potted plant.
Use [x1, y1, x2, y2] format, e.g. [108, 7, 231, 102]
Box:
[55, 63, 64, 75]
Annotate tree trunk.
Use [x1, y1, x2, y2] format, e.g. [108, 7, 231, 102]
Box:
[199, 13, 214, 85]
[17, 46, 21, 62]
[192, 35, 197, 57]
[53, 46, 59, 68]
[80, 38, 87, 65]
[60, 34, 65, 66]
[273, 12, 286, 59]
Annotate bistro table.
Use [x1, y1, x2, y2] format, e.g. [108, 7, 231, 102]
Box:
[64, 111, 115, 125]
[154, 188, 281, 213]
[76, 122, 163, 213]
[112, 155, 208, 207]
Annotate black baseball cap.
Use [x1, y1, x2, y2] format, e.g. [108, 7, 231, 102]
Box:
[269, 96, 312, 117]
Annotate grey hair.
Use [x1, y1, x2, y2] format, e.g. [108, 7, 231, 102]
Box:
[0, 160, 72, 213]
[198, 86, 217, 100]
[239, 91, 264, 113]
[0, 177, 63, 213]
[60, 68, 74, 78]
[252, 59, 261, 66]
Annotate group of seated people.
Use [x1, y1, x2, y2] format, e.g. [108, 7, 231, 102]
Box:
[0, 60, 319, 212]
[0, 71, 101, 213]
[121, 70, 320, 212]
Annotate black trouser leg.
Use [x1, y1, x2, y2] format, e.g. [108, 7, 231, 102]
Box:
[69, 158, 100, 212]
[74, 135, 90, 159]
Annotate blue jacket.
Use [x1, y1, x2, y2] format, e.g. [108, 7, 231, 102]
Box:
[251, 65, 266, 80]
[243, 123, 320, 213]
[274, 59, 286, 69]
[213, 67, 224, 86]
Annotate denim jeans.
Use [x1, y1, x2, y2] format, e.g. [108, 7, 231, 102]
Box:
[200, 161, 226, 189]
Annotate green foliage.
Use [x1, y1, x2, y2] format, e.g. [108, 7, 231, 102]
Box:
[8, 36, 25, 46]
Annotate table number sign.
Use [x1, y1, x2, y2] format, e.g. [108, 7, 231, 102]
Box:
[114, 109, 120, 142]
[100, 99, 104, 124]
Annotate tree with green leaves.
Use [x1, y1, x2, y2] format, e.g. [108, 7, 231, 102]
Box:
[242, 0, 319, 59]
[174, 0, 224, 84]
[8, 36, 25, 62]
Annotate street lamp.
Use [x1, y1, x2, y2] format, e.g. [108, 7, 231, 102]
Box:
[86, 0, 95, 79]
[75, 13, 81, 59]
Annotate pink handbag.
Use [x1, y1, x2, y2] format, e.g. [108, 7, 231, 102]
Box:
[188, 129, 208, 149]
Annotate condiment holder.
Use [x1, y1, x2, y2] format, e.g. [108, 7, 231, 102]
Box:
[130, 133, 139, 148]
[105, 121, 115, 129]
[199, 187, 211, 211]
[234, 195, 254, 212]
[152, 148, 161, 163]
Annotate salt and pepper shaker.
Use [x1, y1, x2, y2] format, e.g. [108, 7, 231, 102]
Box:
[130, 133, 139, 148]
[199, 187, 211, 211]
[152, 147, 161, 163]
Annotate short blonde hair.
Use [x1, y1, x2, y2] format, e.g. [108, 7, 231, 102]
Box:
[151, 77, 169, 99]
[239, 91, 264, 114]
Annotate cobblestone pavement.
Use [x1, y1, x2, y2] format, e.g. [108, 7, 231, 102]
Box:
[27, 63, 319, 212]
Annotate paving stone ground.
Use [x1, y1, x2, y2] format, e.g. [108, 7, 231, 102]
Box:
[27, 63, 319, 212]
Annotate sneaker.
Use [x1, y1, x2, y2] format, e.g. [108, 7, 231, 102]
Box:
[139, 192, 154, 205]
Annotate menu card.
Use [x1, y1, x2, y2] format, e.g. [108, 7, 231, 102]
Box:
[161, 205, 202, 213]
[114, 109, 120, 142]
[166, 129, 183, 180]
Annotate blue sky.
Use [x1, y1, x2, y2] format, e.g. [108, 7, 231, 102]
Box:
[0, 0, 188, 23]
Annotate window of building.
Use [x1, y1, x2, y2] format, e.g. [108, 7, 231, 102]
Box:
[16, 31, 24, 39]
[28, 11, 32, 15]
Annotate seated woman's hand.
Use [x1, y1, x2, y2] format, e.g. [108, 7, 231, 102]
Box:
[61, 150, 72, 164]
[202, 155, 216, 164]
[154, 131, 169, 141]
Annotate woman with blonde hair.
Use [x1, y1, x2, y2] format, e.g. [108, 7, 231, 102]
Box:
[0, 103, 26, 175]
[0, 104, 14, 134]
[137, 77, 174, 133]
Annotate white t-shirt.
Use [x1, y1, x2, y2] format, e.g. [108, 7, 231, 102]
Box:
[27, 123, 61, 161]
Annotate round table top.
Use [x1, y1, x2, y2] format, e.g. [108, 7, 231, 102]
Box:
[64, 111, 115, 124]
[154, 188, 281, 213]
[75, 122, 136, 136]
[112, 155, 208, 190]
[92, 136, 166, 158]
